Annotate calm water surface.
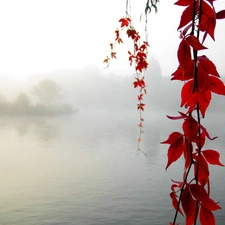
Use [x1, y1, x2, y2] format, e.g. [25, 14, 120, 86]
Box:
[0, 110, 224, 225]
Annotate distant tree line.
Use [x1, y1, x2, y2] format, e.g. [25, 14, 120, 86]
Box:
[1, 61, 224, 115]
[53, 59, 225, 113]
[0, 79, 76, 116]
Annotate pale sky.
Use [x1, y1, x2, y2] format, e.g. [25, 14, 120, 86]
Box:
[0, 0, 225, 79]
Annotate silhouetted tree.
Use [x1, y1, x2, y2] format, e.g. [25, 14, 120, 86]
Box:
[13, 92, 31, 114]
[31, 79, 61, 105]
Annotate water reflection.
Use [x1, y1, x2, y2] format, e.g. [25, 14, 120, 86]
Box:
[32, 119, 60, 141]
[0, 115, 74, 141]
[0, 111, 224, 225]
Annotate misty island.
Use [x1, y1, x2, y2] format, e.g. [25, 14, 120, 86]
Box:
[0, 78, 78, 116]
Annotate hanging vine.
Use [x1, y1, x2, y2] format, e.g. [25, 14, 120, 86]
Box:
[161, 0, 225, 224]
[104, 0, 225, 224]
[104, 1, 159, 152]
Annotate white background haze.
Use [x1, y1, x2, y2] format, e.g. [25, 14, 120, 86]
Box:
[0, 0, 225, 80]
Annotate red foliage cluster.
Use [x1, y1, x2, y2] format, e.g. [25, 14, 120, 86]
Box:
[104, 16, 149, 148]
[104, 0, 225, 224]
[161, 0, 225, 224]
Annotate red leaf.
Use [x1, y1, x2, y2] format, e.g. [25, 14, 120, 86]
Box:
[137, 103, 145, 111]
[209, 76, 225, 95]
[171, 66, 183, 81]
[165, 135, 186, 169]
[202, 149, 224, 166]
[198, 13, 216, 42]
[134, 43, 139, 51]
[199, 123, 217, 141]
[207, 18, 216, 41]
[202, 0, 216, 19]
[198, 89, 211, 118]
[201, 197, 221, 211]
[136, 51, 147, 59]
[189, 184, 209, 202]
[181, 185, 196, 224]
[111, 52, 117, 59]
[127, 29, 140, 42]
[115, 30, 123, 44]
[184, 92, 199, 114]
[189, 183, 221, 212]
[181, 79, 211, 117]
[198, 14, 210, 43]
[185, 35, 207, 50]
[170, 192, 184, 216]
[178, 4, 195, 30]
[133, 78, 145, 88]
[137, 94, 144, 101]
[161, 133, 186, 169]
[171, 180, 184, 188]
[118, 17, 131, 28]
[136, 60, 148, 72]
[193, 131, 206, 147]
[178, 111, 188, 118]
[161, 132, 183, 145]
[182, 115, 199, 142]
[180, 79, 193, 106]
[139, 43, 147, 52]
[166, 114, 186, 120]
[200, 206, 215, 225]
[116, 37, 123, 44]
[127, 29, 136, 39]
[201, 0, 216, 41]
[197, 64, 210, 91]
[103, 56, 109, 64]
[181, 23, 193, 37]
[178, 39, 192, 72]
[205, 0, 215, 6]
[128, 53, 135, 66]
[138, 123, 143, 127]
[198, 55, 220, 77]
[194, 155, 209, 186]
[171, 62, 194, 81]
[181, 80, 192, 105]
[216, 10, 225, 19]
[174, 0, 193, 6]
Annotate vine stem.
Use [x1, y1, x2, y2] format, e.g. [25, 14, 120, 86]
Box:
[193, 0, 203, 223]
[173, 0, 204, 224]
[172, 147, 193, 225]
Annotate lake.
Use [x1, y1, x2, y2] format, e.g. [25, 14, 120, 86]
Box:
[0, 110, 224, 225]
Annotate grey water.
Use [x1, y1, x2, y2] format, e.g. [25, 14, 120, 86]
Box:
[0, 110, 224, 225]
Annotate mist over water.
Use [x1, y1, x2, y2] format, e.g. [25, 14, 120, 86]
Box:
[0, 109, 224, 225]
[0, 60, 225, 224]
[1, 0, 225, 223]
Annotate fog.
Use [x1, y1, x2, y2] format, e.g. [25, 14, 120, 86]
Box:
[1, 2, 225, 224]
[1, 40, 225, 225]
[0, 57, 225, 117]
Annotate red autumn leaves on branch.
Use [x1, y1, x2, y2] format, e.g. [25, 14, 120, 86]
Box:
[104, 0, 225, 224]
[162, 0, 225, 224]
[104, 16, 149, 75]
[104, 15, 149, 147]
